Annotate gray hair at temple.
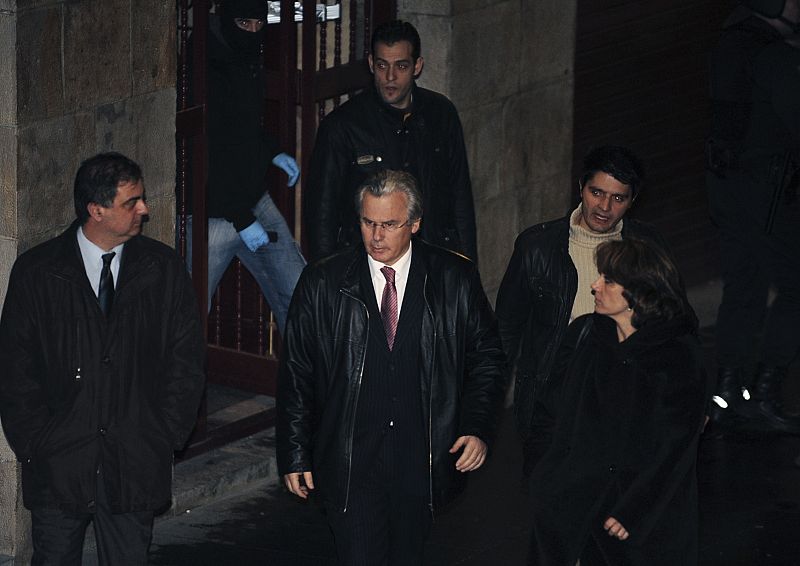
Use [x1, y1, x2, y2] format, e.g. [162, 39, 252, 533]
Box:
[355, 170, 423, 223]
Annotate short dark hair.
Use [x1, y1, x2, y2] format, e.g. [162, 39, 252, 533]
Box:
[580, 145, 644, 199]
[356, 169, 423, 222]
[595, 239, 687, 329]
[74, 152, 142, 224]
[371, 20, 421, 61]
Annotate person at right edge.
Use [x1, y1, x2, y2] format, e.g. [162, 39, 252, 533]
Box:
[706, 0, 800, 431]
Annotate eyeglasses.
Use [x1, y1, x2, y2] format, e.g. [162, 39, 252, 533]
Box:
[360, 218, 412, 232]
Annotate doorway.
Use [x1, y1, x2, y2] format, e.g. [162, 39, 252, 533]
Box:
[175, 0, 396, 456]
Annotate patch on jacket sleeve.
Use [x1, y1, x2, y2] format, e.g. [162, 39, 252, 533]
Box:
[356, 154, 382, 165]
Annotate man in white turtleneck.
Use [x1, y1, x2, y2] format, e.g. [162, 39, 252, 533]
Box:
[496, 145, 683, 478]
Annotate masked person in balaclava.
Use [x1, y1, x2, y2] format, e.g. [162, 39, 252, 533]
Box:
[189, 0, 305, 333]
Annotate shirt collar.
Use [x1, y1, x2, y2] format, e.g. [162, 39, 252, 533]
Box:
[77, 226, 125, 267]
[367, 240, 413, 281]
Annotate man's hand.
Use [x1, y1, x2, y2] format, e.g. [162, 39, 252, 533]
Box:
[603, 516, 629, 540]
[449, 435, 487, 472]
[272, 153, 300, 186]
[239, 221, 270, 252]
[283, 471, 315, 499]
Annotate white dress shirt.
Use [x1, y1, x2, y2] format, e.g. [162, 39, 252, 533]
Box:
[77, 226, 124, 297]
[367, 242, 413, 317]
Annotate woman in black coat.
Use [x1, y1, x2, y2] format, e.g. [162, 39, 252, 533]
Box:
[527, 239, 709, 566]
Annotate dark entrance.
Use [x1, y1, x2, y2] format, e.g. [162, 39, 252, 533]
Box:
[572, 0, 732, 286]
[175, 0, 396, 455]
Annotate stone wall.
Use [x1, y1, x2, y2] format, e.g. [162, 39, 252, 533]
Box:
[398, 0, 576, 300]
[12, 0, 176, 252]
[0, 0, 177, 560]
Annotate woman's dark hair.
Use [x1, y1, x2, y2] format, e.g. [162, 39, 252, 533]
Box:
[595, 239, 688, 328]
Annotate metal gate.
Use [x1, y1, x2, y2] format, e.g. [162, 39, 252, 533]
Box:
[176, 0, 396, 454]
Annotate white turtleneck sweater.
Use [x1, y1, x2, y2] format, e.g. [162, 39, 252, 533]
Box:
[568, 205, 623, 322]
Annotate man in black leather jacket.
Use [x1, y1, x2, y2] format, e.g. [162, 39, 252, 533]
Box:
[278, 170, 503, 565]
[304, 20, 477, 263]
[496, 146, 676, 477]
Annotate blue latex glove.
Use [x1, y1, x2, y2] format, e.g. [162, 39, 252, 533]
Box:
[272, 153, 300, 186]
[239, 221, 270, 252]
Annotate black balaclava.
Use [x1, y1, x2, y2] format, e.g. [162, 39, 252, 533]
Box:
[220, 0, 268, 58]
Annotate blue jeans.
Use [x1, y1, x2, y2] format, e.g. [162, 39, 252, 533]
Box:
[186, 193, 306, 334]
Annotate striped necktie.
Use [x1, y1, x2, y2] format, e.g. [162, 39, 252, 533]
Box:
[380, 266, 398, 350]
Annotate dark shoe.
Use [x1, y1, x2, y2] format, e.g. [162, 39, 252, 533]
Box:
[751, 365, 800, 434]
[709, 367, 748, 423]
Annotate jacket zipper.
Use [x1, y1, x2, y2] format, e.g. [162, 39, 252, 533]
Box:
[74, 319, 82, 383]
[542, 256, 578, 382]
[340, 289, 369, 513]
[423, 274, 436, 520]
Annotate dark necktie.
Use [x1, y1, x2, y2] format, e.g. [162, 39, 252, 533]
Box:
[380, 266, 398, 350]
[98, 252, 116, 316]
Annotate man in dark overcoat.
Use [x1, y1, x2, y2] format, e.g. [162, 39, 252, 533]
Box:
[0, 152, 206, 565]
[277, 170, 504, 565]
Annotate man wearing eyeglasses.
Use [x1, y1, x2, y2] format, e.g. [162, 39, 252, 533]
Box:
[278, 170, 504, 565]
[304, 19, 478, 264]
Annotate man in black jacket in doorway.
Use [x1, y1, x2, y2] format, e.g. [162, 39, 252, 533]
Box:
[304, 20, 478, 263]
[496, 146, 683, 477]
[278, 170, 503, 565]
[0, 153, 205, 565]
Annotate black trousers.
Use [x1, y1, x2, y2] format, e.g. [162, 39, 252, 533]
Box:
[708, 171, 800, 369]
[31, 472, 154, 566]
[325, 437, 431, 566]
